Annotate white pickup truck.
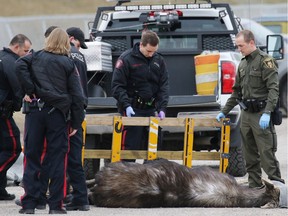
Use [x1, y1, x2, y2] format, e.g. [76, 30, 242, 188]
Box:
[81, 0, 284, 178]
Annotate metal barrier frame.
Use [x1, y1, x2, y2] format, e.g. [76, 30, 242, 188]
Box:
[84, 116, 230, 173]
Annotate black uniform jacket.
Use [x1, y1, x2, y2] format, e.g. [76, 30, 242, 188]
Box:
[70, 44, 88, 107]
[16, 50, 84, 129]
[111, 42, 169, 112]
[0, 47, 23, 111]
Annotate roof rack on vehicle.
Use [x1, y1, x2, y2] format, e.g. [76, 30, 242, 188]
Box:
[114, 0, 212, 6]
[116, 0, 130, 6]
[194, 0, 212, 3]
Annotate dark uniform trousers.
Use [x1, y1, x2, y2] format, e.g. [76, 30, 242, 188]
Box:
[0, 117, 22, 194]
[39, 138, 49, 205]
[38, 123, 89, 206]
[240, 110, 284, 187]
[122, 108, 158, 162]
[22, 106, 68, 210]
[66, 127, 89, 205]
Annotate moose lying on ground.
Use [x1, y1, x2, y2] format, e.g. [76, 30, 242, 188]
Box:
[88, 159, 280, 208]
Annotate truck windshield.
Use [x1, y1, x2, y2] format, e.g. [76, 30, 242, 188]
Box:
[133, 35, 198, 50]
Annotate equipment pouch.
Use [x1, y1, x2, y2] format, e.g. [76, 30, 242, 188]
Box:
[271, 110, 282, 125]
[271, 98, 282, 125]
[251, 100, 260, 112]
[22, 99, 43, 114]
[22, 100, 30, 114]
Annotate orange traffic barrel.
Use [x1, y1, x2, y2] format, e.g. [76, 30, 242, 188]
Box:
[194, 53, 220, 95]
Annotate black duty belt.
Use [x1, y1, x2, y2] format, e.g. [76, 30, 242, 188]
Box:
[131, 96, 155, 110]
[243, 99, 267, 113]
[22, 99, 54, 114]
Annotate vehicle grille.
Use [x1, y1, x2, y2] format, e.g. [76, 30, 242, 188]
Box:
[102, 37, 127, 52]
[203, 35, 235, 51]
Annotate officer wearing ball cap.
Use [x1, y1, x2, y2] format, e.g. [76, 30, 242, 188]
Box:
[64, 27, 90, 211]
[66, 27, 88, 49]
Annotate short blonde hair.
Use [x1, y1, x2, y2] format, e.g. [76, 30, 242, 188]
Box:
[44, 28, 70, 56]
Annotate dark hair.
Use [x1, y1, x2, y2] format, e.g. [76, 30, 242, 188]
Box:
[44, 26, 59, 38]
[236, 30, 255, 43]
[9, 34, 32, 47]
[141, 30, 159, 47]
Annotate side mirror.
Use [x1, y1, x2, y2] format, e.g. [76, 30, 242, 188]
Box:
[267, 35, 284, 60]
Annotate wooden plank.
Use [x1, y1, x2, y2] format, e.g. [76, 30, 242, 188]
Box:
[86, 116, 186, 127]
[193, 152, 220, 160]
[86, 115, 222, 128]
[84, 149, 111, 159]
[84, 149, 220, 161]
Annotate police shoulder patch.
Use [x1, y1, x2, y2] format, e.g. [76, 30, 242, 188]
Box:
[115, 59, 124, 69]
[263, 58, 275, 69]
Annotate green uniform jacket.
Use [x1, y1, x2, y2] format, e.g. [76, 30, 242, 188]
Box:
[222, 49, 279, 115]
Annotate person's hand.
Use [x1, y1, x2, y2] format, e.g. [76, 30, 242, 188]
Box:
[24, 94, 36, 102]
[216, 112, 225, 122]
[69, 128, 78, 137]
[158, 111, 165, 120]
[259, 113, 270, 129]
[125, 106, 135, 117]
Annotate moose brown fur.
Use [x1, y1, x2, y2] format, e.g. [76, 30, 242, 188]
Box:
[88, 159, 280, 208]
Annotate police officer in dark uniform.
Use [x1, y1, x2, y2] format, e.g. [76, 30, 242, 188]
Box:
[111, 30, 169, 157]
[0, 34, 32, 201]
[67, 27, 88, 105]
[217, 30, 284, 188]
[16, 28, 84, 214]
[64, 27, 89, 211]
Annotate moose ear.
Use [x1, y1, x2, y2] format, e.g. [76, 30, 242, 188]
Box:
[263, 179, 275, 190]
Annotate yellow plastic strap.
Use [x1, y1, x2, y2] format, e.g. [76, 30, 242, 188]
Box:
[81, 118, 87, 166]
[183, 118, 194, 167]
[111, 116, 122, 162]
[148, 117, 159, 160]
[219, 118, 231, 173]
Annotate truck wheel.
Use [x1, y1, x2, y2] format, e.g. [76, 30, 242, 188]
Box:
[226, 146, 246, 177]
[83, 159, 100, 180]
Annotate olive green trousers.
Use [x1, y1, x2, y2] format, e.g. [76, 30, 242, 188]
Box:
[240, 110, 284, 188]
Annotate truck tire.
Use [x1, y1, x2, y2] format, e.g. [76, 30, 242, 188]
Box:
[83, 134, 102, 180]
[84, 158, 100, 180]
[226, 146, 247, 177]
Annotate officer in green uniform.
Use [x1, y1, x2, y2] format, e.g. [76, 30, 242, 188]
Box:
[216, 30, 285, 188]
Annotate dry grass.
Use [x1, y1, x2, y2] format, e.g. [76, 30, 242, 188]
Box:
[0, 0, 284, 17]
[0, 0, 113, 17]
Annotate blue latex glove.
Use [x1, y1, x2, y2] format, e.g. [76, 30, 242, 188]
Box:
[158, 111, 165, 120]
[125, 106, 135, 117]
[259, 113, 271, 129]
[216, 112, 225, 122]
